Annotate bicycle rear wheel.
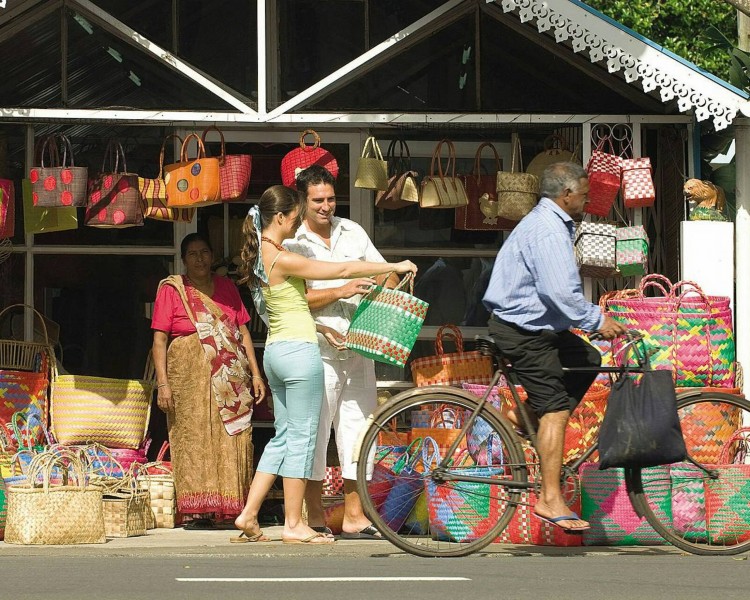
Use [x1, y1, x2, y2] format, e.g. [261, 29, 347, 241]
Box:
[356, 386, 526, 557]
[627, 391, 750, 555]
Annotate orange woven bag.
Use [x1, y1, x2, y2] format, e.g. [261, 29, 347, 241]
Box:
[410, 324, 493, 387]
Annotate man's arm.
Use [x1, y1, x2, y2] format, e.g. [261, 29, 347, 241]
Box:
[306, 278, 376, 311]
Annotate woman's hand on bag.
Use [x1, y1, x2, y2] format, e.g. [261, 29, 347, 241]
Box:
[157, 384, 174, 413]
[339, 278, 376, 299]
[392, 260, 418, 275]
[251, 376, 267, 405]
[318, 324, 347, 351]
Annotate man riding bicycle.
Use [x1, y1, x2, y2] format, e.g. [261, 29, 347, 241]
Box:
[482, 162, 627, 532]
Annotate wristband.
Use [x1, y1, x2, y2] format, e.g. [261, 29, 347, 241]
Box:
[157, 383, 170, 389]
[251, 375, 264, 380]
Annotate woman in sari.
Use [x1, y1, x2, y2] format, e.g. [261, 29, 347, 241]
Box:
[233, 185, 417, 544]
[151, 233, 267, 529]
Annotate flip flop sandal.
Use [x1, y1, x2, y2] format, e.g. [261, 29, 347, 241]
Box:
[230, 531, 271, 543]
[339, 525, 383, 540]
[282, 532, 335, 544]
[311, 526, 334, 536]
[533, 511, 589, 534]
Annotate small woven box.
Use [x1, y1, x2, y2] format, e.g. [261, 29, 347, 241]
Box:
[102, 489, 150, 538]
[137, 463, 176, 529]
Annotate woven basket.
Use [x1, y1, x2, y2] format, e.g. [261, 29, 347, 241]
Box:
[137, 463, 177, 529]
[102, 485, 150, 538]
[4, 451, 105, 545]
[703, 464, 750, 544]
[50, 355, 154, 449]
[679, 401, 742, 464]
[670, 462, 707, 542]
[345, 273, 428, 368]
[496, 137, 539, 221]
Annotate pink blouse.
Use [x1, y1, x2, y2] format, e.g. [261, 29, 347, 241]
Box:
[151, 275, 251, 337]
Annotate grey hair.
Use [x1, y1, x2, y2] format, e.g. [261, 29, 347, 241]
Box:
[539, 162, 588, 199]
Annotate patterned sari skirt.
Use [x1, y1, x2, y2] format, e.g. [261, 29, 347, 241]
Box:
[166, 333, 253, 520]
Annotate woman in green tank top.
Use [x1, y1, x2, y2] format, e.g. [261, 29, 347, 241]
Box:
[234, 185, 416, 544]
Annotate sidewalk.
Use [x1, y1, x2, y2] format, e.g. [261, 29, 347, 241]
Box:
[0, 526, 684, 557]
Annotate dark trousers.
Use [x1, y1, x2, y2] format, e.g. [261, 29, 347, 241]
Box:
[488, 318, 601, 418]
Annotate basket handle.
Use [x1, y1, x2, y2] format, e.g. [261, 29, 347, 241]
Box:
[435, 324, 464, 355]
[0, 303, 51, 347]
[299, 129, 321, 151]
[180, 133, 208, 162]
[718, 427, 750, 464]
[158, 133, 184, 179]
[393, 272, 415, 295]
[156, 441, 170, 462]
[472, 142, 501, 181]
[637, 274, 672, 298]
[201, 125, 228, 166]
[361, 137, 384, 161]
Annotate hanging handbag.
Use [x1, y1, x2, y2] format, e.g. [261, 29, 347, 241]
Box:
[85, 140, 144, 228]
[354, 136, 388, 191]
[597, 344, 687, 469]
[29, 135, 88, 208]
[164, 133, 221, 207]
[375, 139, 419, 209]
[410, 324, 493, 387]
[139, 134, 195, 223]
[615, 225, 649, 277]
[0, 179, 15, 239]
[496, 137, 539, 221]
[621, 157, 656, 208]
[201, 125, 252, 201]
[280, 129, 339, 189]
[22, 179, 78, 235]
[345, 273, 429, 368]
[456, 143, 514, 231]
[525, 134, 581, 181]
[419, 139, 468, 209]
[585, 137, 622, 217]
[574, 221, 618, 278]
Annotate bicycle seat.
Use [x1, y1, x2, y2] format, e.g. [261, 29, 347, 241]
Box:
[474, 335, 500, 358]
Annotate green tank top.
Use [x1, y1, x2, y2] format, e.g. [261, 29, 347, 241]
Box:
[261, 252, 317, 344]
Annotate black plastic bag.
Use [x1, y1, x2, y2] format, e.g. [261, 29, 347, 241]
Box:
[598, 366, 687, 470]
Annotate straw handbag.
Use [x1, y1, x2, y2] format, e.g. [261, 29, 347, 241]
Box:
[345, 273, 429, 368]
[280, 129, 339, 189]
[375, 139, 419, 209]
[420, 140, 468, 208]
[4, 451, 106, 545]
[50, 355, 155, 450]
[201, 125, 252, 201]
[496, 137, 539, 221]
[410, 324, 493, 387]
[29, 135, 88, 208]
[85, 140, 144, 228]
[354, 136, 388, 191]
[164, 134, 221, 207]
[525, 135, 580, 180]
[139, 134, 196, 222]
[137, 446, 177, 529]
[102, 474, 150, 538]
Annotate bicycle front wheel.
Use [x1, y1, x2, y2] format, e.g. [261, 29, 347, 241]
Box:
[356, 386, 526, 557]
[628, 391, 750, 555]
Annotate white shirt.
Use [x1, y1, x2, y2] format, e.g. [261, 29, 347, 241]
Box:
[284, 216, 387, 360]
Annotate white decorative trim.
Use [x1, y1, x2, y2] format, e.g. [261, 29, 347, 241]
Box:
[495, 0, 745, 130]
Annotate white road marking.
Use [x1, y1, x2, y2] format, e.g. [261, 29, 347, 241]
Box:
[177, 577, 470, 583]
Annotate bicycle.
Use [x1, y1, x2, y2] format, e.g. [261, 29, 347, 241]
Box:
[355, 331, 750, 557]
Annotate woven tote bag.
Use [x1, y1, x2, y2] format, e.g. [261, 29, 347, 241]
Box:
[615, 225, 649, 277]
[456, 143, 515, 231]
[102, 477, 150, 538]
[201, 125, 252, 201]
[139, 134, 195, 223]
[496, 137, 539, 221]
[4, 452, 106, 545]
[375, 139, 419, 209]
[703, 464, 750, 544]
[345, 273, 428, 368]
[574, 221, 618, 278]
[354, 136, 388, 191]
[419, 139, 468, 208]
[585, 137, 621, 217]
[670, 462, 708, 542]
[525, 134, 581, 180]
[410, 407, 467, 460]
[562, 383, 610, 463]
[0, 179, 15, 239]
[85, 140, 144, 228]
[410, 324, 493, 387]
[280, 129, 339, 189]
[621, 157, 655, 209]
[580, 463, 671, 546]
[164, 134, 221, 207]
[29, 135, 88, 208]
[137, 462, 176, 529]
[50, 357, 154, 450]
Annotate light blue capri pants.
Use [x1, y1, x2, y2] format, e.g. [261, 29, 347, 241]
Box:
[257, 341, 324, 479]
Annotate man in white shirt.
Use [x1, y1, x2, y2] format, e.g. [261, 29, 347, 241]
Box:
[285, 165, 399, 539]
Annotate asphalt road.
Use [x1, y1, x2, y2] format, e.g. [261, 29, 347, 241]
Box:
[2, 550, 748, 600]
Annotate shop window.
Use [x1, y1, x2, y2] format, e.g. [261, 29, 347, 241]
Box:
[0, 125, 29, 245]
[34, 254, 171, 379]
[0, 253, 24, 309]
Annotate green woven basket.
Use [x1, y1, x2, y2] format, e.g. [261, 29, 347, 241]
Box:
[345, 273, 428, 367]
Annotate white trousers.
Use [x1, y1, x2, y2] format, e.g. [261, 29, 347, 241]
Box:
[310, 352, 377, 481]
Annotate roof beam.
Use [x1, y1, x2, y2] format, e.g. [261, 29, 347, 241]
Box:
[69, 0, 257, 115]
[0, 0, 61, 44]
[264, 0, 473, 120]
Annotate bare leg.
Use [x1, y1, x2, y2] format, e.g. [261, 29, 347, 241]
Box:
[303, 479, 326, 527]
[281, 478, 333, 543]
[235, 471, 276, 537]
[341, 479, 377, 534]
[533, 409, 589, 530]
